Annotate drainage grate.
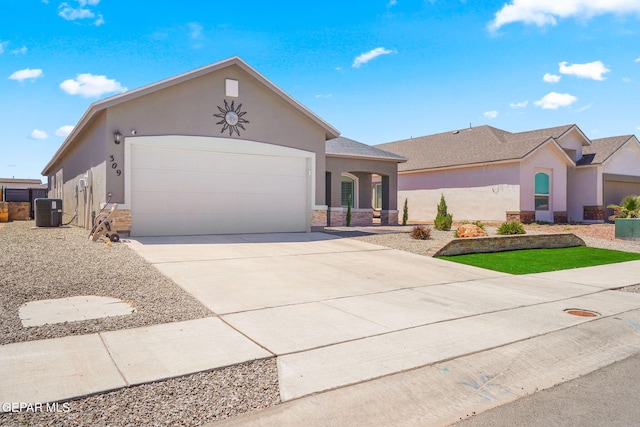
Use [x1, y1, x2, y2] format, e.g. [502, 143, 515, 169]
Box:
[564, 308, 600, 317]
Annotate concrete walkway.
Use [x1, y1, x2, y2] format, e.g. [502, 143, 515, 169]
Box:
[2, 232, 640, 425]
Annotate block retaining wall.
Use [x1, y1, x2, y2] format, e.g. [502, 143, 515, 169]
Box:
[433, 233, 585, 257]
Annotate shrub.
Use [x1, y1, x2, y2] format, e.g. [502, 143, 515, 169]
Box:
[607, 195, 640, 220]
[497, 221, 526, 235]
[402, 198, 409, 226]
[434, 194, 452, 231]
[411, 225, 431, 240]
[346, 196, 352, 226]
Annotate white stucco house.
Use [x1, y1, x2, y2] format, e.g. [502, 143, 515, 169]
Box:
[376, 124, 640, 224]
[42, 57, 404, 236]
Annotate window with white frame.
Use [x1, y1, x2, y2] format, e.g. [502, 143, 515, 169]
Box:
[534, 172, 550, 211]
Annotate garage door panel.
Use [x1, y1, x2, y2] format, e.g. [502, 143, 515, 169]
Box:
[129, 138, 311, 236]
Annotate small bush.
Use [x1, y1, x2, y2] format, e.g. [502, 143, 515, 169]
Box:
[434, 194, 453, 231]
[497, 221, 526, 235]
[411, 225, 431, 240]
[402, 198, 409, 226]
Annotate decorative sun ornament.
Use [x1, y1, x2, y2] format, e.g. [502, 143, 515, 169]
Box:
[214, 100, 249, 136]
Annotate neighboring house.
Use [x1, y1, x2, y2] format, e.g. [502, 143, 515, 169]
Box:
[0, 178, 47, 190]
[571, 135, 640, 222]
[376, 124, 640, 224]
[41, 57, 404, 236]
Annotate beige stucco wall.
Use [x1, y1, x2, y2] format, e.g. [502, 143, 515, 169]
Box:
[325, 156, 399, 210]
[49, 113, 108, 227]
[105, 64, 327, 206]
[397, 163, 520, 222]
[519, 142, 569, 215]
[603, 139, 640, 176]
[556, 129, 585, 162]
[567, 166, 599, 222]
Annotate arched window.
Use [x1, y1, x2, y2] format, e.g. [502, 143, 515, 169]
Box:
[534, 172, 549, 211]
[341, 174, 358, 208]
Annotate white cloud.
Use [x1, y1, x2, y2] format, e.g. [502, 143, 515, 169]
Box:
[58, 0, 103, 26]
[55, 125, 74, 137]
[559, 61, 610, 80]
[31, 129, 49, 140]
[484, 110, 498, 119]
[11, 46, 27, 55]
[543, 73, 561, 83]
[388, 0, 398, 6]
[8, 68, 44, 82]
[352, 47, 395, 68]
[534, 92, 578, 109]
[60, 73, 127, 97]
[510, 100, 529, 108]
[188, 22, 203, 39]
[0, 40, 7, 54]
[635, 56, 640, 62]
[489, 0, 640, 31]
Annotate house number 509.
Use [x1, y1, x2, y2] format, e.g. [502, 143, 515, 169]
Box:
[109, 155, 122, 176]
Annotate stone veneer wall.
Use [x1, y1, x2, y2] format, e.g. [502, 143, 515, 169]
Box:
[328, 208, 343, 227]
[380, 210, 399, 225]
[350, 209, 373, 226]
[433, 233, 585, 257]
[553, 211, 568, 224]
[506, 211, 535, 224]
[584, 206, 605, 222]
[311, 209, 327, 231]
[113, 209, 131, 235]
[327, 208, 373, 226]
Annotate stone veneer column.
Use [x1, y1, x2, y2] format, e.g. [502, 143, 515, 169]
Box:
[114, 209, 132, 235]
[311, 208, 327, 231]
[381, 210, 399, 225]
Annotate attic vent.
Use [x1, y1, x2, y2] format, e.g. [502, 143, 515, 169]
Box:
[452, 130, 459, 134]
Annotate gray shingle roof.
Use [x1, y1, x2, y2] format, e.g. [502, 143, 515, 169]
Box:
[577, 135, 633, 166]
[326, 137, 407, 162]
[375, 125, 576, 172]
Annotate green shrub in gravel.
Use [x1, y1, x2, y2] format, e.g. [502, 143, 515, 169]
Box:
[497, 220, 526, 235]
[434, 194, 452, 231]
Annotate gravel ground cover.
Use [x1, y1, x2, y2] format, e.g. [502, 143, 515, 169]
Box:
[0, 221, 214, 345]
[0, 221, 280, 427]
[0, 359, 279, 427]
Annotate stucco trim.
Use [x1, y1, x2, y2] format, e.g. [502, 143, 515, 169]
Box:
[602, 173, 640, 184]
[326, 153, 407, 163]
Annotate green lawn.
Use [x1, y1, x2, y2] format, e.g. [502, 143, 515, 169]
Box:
[437, 246, 640, 275]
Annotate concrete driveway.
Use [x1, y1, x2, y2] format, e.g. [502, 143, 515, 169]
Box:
[127, 232, 640, 410]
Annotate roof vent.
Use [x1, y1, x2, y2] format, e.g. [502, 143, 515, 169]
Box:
[452, 130, 459, 134]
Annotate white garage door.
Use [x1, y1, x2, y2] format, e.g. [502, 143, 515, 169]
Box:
[127, 136, 311, 236]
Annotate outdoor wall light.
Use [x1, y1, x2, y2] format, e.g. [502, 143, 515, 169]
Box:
[114, 130, 122, 145]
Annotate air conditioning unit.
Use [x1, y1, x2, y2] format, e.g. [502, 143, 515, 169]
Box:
[35, 198, 63, 227]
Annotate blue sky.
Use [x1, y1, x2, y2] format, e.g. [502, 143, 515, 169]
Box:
[2, 0, 640, 180]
